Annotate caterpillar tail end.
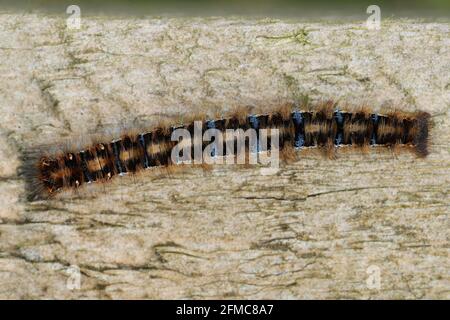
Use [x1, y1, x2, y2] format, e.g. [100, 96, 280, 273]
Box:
[414, 112, 431, 158]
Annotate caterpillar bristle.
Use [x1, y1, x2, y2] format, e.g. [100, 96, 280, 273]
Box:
[316, 100, 336, 119]
[273, 103, 295, 121]
[229, 105, 253, 125]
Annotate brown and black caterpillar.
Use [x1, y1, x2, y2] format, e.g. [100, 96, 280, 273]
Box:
[27, 101, 431, 199]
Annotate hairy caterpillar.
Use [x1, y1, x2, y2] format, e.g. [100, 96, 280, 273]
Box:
[27, 101, 430, 199]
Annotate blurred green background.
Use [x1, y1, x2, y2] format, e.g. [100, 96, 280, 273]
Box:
[1, 0, 449, 17]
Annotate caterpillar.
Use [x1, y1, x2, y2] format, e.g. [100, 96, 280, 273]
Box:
[29, 102, 430, 199]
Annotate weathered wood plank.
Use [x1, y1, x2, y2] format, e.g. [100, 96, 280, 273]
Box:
[0, 14, 448, 299]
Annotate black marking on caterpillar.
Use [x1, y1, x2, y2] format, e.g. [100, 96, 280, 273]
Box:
[22, 103, 431, 200]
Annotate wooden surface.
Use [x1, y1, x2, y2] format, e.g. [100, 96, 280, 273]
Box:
[0, 14, 449, 299]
